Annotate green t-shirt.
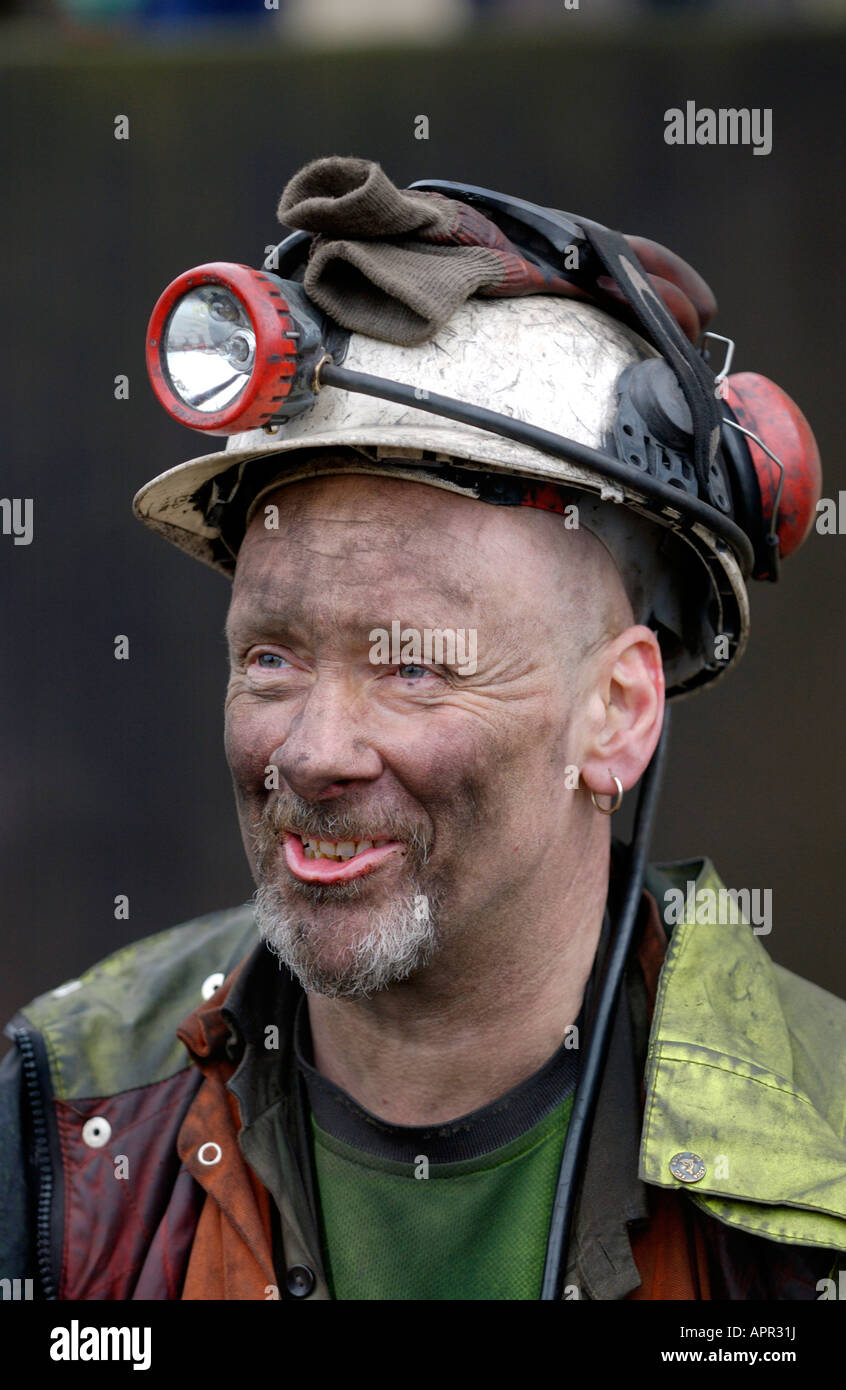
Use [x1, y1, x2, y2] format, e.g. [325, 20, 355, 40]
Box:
[310, 1094, 574, 1300]
[294, 993, 580, 1300]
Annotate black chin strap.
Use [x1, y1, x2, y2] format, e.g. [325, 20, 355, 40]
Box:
[539, 709, 671, 1301]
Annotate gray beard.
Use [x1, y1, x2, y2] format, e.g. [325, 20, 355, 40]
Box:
[254, 876, 441, 999]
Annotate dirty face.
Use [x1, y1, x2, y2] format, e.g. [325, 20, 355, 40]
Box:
[224, 471, 627, 998]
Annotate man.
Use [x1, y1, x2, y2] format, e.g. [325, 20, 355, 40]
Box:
[2, 157, 844, 1301]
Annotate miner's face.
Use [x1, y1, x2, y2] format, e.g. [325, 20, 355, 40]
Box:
[224, 471, 615, 996]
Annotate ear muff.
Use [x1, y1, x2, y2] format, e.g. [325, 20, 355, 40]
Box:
[721, 372, 822, 580]
[611, 358, 822, 582]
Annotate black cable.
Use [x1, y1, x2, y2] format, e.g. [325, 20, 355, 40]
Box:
[539, 709, 671, 1301]
[318, 363, 753, 573]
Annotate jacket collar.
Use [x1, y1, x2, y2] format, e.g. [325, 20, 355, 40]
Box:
[176, 942, 330, 1296]
[641, 858, 846, 1252]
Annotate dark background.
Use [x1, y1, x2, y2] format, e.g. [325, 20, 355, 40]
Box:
[2, 13, 845, 1048]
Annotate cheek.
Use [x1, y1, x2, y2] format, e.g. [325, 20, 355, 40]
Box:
[224, 696, 280, 793]
[401, 715, 535, 836]
[467, 708, 575, 837]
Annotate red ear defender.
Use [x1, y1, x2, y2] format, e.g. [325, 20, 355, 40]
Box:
[721, 372, 822, 578]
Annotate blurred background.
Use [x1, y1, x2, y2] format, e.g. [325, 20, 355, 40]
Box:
[2, 0, 845, 1049]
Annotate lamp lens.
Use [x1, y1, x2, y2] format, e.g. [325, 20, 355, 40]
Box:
[163, 286, 256, 413]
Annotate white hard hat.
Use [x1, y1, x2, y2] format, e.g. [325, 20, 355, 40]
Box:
[134, 293, 749, 698]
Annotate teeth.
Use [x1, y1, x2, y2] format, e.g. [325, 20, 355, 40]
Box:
[295, 834, 388, 862]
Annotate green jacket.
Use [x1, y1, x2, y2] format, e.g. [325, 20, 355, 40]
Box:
[641, 860, 846, 1257]
[1, 857, 845, 1299]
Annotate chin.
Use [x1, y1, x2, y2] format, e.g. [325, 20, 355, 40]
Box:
[253, 875, 441, 999]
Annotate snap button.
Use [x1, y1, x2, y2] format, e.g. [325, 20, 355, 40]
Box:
[286, 1265, 315, 1298]
[197, 1142, 222, 1166]
[201, 972, 225, 1000]
[669, 1151, 706, 1183]
[82, 1117, 111, 1149]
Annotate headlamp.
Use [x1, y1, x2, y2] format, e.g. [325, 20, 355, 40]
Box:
[146, 262, 324, 434]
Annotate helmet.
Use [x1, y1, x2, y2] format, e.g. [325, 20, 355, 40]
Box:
[135, 162, 822, 699]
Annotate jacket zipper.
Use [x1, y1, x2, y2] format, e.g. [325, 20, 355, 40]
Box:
[13, 1028, 58, 1299]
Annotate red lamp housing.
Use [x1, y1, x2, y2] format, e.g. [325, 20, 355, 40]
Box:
[146, 262, 324, 435]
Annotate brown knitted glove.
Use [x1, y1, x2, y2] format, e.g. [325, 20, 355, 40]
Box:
[277, 155, 715, 346]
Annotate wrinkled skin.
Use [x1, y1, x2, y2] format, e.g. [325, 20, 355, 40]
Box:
[224, 471, 664, 1123]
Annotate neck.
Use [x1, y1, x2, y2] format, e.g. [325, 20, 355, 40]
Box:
[306, 837, 610, 1125]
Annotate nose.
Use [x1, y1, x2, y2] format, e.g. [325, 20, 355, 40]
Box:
[270, 671, 384, 802]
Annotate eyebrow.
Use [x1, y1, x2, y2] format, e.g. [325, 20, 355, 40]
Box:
[224, 573, 488, 649]
[223, 601, 394, 648]
[224, 603, 292, 648]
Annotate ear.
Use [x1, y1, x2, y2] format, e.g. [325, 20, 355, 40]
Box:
[579, 625, 665, 800]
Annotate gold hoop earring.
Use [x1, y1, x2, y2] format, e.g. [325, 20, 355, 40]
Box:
[590, 776, 623, 815]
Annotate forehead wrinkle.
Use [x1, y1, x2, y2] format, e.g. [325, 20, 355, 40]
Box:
[249, 477, 502, 597]
[228, 551, 471, 646]
[257, 496, 449, 560]
[238, 517, 482, 616]
[261, 478, 473, 537]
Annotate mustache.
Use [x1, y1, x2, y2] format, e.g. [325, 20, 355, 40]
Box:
[253, 794, 433, 870]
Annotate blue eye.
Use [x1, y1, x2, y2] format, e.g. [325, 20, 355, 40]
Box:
[256, 653, 288, 668]
[397, 664, 429, 679]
